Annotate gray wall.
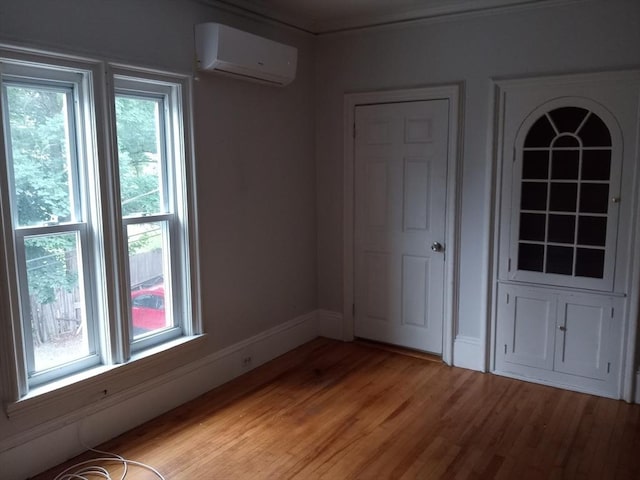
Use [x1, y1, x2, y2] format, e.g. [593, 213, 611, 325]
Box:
[0, 0, 317, 351]
[0, 0, 316, 452]
[315, 0, 640, 344]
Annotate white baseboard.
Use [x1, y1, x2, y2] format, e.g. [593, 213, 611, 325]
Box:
[317, 309, 343, 340]
[453, 335, 484, 371]
[636, 370, 640, 404]
[0, 311, 319, 480]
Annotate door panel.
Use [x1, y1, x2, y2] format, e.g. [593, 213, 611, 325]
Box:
[501, 286, 556, 371]
[364, 252, 389, 321]
[354, 100, 448, 354]
[401, 255, 429, 327]
[555, 296, 610, 379]
[403, 157, 430, 231]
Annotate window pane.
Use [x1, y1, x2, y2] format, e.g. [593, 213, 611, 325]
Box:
[546, 245, 574, 275]
[521, 182, 548, 211]
[551, 149, 579, 179]
[582, 150, 611, 180]
[548, 214, 575, 244]
[24, 232, 90, 372]
[578, 114, 611, 147]
[553, 136, 579, 148]
[579, 183, 609, 213]
[519, 213, 546, 241]
[116, 96, 164, 216]
[549, 182, 577, 212]
[577, 216, 607, 246]
[548, 107, 588, 134]
[524, 115, 555, 148]
[518, 243, 544, 272]
[128, 221, 172, 339]
[5, 85, 75, 227]
[575, 248, 605, 278]
[522, 150, 549, 180]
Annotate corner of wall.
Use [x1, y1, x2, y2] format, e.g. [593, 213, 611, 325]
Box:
[453, 335, 485, 371]
[317, 309, 344, 340]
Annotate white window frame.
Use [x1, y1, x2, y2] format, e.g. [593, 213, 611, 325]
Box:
[0, 47, 201, 404]
[108, 69, 195, 356]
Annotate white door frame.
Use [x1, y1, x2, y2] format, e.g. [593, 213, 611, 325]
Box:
[343, 84, 462, 365]
[489, 70, 640, 401]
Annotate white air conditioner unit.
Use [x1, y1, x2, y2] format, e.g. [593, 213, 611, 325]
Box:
[195, 23, 297, 87]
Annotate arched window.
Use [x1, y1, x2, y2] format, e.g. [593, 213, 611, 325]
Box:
[517, 107, 612, 279]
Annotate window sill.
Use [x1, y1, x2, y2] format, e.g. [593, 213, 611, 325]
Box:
[5, 334, 206, 429]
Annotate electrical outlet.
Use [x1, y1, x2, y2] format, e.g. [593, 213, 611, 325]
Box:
[241, 356, 252, 369]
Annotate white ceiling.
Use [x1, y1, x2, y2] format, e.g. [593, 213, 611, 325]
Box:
[215, 0, 563, 33]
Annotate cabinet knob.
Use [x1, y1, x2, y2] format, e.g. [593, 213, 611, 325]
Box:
[558, 325, 567, 331]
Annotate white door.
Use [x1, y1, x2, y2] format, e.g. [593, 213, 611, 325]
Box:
[354, 100, 449, 354]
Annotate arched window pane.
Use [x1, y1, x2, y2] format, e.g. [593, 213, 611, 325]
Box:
[578, 114, 612, 146]
[524, 115, 555, 147]
[549, 107, 588, 134]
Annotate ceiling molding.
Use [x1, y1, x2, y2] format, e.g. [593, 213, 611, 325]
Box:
[193, 0, 589, 36]
[193, 0, 316, 34]
[313, 0, 586, 34]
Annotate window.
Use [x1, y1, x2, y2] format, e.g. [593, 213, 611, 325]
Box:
[512, 104, 620, 290]
[0, 51, 198, 396]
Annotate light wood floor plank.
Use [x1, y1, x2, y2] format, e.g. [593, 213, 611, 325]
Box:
[32, 338, 640, 479]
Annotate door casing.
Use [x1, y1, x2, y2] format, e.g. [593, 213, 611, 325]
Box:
[343, 85, 462, 365]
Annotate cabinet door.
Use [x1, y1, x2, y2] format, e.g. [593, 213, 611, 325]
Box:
[554, 294, 614, 380]
[498, 285, 556, 371]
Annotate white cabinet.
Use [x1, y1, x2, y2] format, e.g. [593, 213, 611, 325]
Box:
[496, 284, 622, 397]
[492, 72, 640, 399]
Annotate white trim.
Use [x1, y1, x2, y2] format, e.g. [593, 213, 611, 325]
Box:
[343, 84, 462, 365]
[0, 310, 320, 480]
[625, 80, 640, 402]
[493, 369, 619, 400]
[317, 309, 344, 340]
[453, 335, 484, 371]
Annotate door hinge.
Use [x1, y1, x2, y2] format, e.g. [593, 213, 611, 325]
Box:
[504, 344, 507, 355]
[506, 293, 510, 304]
[353, 122, 356, 138]
[611, 307, 614, 318]
[508, 258, 511, 271]
[607, 362, 611, 374]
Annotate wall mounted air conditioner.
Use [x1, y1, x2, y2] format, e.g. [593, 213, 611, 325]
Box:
[195, 23, 297, 87]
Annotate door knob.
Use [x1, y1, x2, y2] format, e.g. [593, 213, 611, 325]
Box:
[431, 242, 444, 253]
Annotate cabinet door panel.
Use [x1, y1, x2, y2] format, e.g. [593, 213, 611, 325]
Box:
[554, 295, 612, 379]
[500, 286, 556, 371]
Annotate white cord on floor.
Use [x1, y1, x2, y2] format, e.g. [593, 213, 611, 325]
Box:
[53, 447, 166, 480]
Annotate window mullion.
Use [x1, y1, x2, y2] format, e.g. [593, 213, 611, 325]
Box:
[103, 66, 131, 363]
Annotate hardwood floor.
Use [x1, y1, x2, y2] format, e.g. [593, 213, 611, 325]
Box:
[34, 338, 640, 479]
